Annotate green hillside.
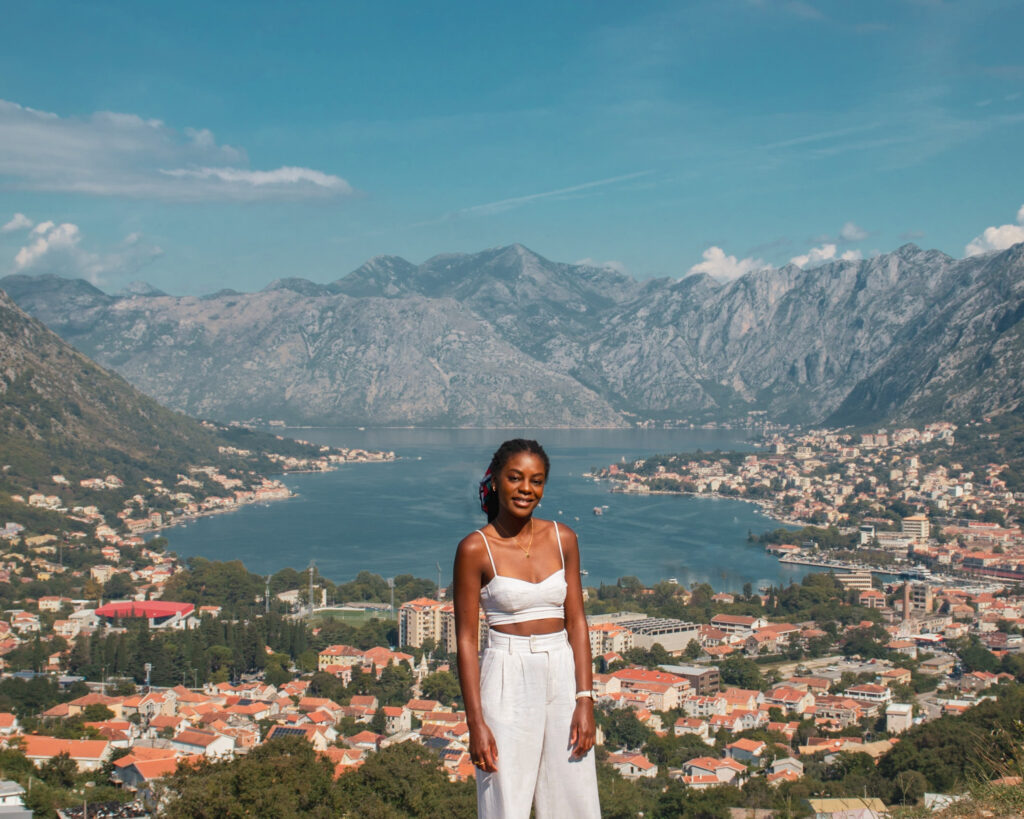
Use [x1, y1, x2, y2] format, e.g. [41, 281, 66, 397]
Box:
[0, 287, 323, 503]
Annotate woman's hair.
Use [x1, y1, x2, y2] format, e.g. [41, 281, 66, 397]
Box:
[479, 438, 550, 522]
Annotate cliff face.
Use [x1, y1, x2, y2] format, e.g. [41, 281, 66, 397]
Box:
[4, 241, 1023, 427]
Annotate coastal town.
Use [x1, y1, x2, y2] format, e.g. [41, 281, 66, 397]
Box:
[0, 422, 1021, 816]
[595, 420, 1024, 587]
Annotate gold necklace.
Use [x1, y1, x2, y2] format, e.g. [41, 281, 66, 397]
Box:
[519, 519, 534, 558]
[496, 519, 534, 558]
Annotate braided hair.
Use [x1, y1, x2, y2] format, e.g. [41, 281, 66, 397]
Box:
[478, 439, 550, 522]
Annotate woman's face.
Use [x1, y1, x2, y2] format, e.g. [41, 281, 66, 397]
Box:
[494, 451, 547, 520]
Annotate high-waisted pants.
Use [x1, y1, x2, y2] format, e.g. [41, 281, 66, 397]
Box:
[476, 629, 601, 818]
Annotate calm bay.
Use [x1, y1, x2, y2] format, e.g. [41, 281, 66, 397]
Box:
[165, 428, 808, 592]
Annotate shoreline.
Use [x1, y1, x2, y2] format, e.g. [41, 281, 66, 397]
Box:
[606, 483, 802, 528]
[151, 453, 398, 538]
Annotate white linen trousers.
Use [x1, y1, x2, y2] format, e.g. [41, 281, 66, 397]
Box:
[476, 629, 601, 818]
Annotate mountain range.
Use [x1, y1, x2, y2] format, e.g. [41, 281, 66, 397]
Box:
[3, 241, 1023, 428]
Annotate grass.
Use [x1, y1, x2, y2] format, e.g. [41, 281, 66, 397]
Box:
[308, 607, 394, 625]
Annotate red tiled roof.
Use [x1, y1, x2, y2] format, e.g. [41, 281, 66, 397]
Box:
[130, 755, 200, 781]
[20, 735, 109, 760]
[95, 601, 194, 618]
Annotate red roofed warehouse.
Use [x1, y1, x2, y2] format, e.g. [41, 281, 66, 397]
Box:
[95, 601, 197, 630]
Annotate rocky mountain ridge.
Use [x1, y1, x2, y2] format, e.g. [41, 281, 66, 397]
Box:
[3, 241, 1023, 427]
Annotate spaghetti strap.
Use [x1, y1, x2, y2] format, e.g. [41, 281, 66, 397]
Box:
[554, 521, 564, 569]
[477, 529, 498, 575]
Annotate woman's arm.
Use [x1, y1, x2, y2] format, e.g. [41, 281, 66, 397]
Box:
[560, 525, 596, 758]
[453, 533, 498, 772]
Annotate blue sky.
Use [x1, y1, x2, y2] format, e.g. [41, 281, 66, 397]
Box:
[1, 0, 1022, 294]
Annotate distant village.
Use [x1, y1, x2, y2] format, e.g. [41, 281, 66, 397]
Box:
[596, 421, 1024, 586]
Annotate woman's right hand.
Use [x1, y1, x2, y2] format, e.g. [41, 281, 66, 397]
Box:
[469, 721, 499, 773]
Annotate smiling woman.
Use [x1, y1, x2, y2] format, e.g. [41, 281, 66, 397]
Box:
[453, 438, 600, 819]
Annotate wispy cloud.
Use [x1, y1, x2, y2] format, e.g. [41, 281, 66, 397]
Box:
[839, 221, 868, 241]
[746, 0, 825, 20]
[455, 171, 655, 218]
[0, 99, 354, 202]
[759, 123, 883, 151]
[404, 170, 656, 232]
[810, 221, 869, 247]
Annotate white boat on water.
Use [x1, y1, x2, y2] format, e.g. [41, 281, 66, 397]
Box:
[593, 507, 603, 516]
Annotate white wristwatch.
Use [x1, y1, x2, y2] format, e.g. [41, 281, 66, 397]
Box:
[575, 690, 593, 700]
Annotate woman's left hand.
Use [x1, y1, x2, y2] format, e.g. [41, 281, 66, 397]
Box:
[569, 699, 596, 758]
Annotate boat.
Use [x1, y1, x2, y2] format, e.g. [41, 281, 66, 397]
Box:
[593, 507, 603, 516]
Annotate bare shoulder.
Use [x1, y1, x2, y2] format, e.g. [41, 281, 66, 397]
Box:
[455, 530, 488, 566]
[550, 519, 579, 550]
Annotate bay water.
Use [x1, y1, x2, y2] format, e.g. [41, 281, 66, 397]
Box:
[165, 428, 807, 593]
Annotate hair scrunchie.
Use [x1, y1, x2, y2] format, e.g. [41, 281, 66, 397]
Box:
[478, 468, 494, 514]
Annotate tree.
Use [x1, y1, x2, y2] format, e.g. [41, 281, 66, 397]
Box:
[264, 662, 291, 687]
[718, 654, 766, 690]
[597, 707, 652, 750]
[40, 751, 77, 788]
[82, 703, 115, 721]
[103, 572, 133, 600]
[894, 769, 928, 806]
[617, 576, 643, 592]
[421, 671, 461, 705]
[369, 708, 387, 734]
[375, 662, 414, 706]
[955, 636, 999, 673]
[336, 742, 476, 818]
[160, 736, 340, 818]
[683, 639, 702, 660]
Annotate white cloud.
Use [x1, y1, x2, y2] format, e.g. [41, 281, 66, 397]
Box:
[1, 213, 33, 232]
[0, 99, 354, 201]
[15, 222, 80, 270]
[790, 243, 839, 268]
[575, 257, 629, 275]
[11, 220, 161, 285]
[789, 243, 862, 268]
[687, 246, 767, 281]
[965, 204, 1024, 256]
[839, 221, 868, 242]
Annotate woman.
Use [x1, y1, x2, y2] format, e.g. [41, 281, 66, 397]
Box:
[454, 439, 601, 818]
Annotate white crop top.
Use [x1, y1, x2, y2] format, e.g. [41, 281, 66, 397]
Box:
[479, 522, 567, 626]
